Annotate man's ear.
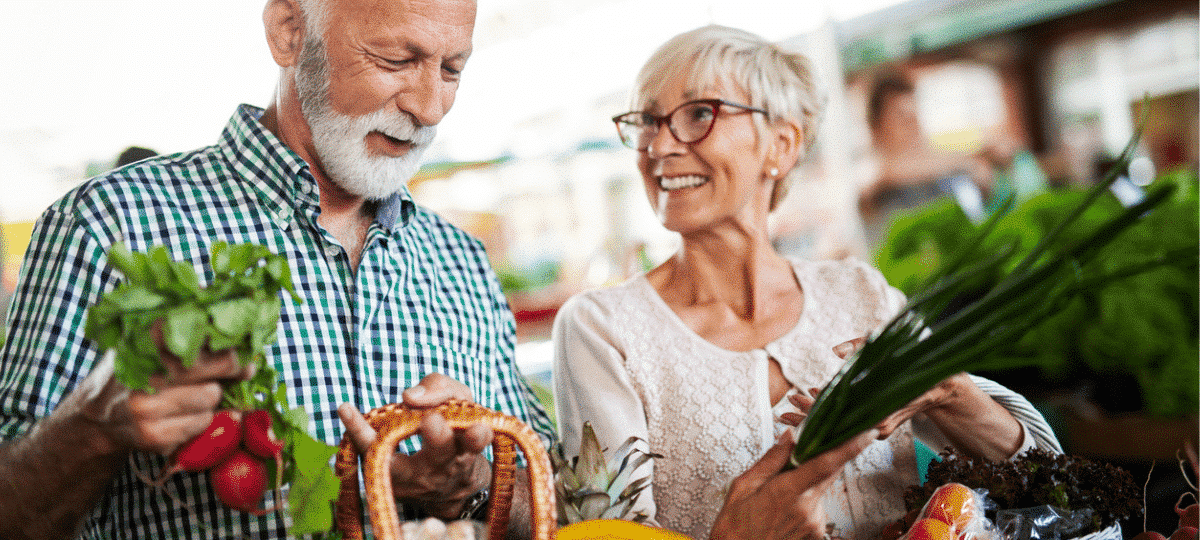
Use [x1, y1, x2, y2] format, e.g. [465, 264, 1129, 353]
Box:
[264, 0, 307, 68]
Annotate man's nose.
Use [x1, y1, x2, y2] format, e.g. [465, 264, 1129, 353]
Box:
[395, 63, 451, 127]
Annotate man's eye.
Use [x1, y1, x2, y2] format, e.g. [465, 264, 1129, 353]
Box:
[381, 56, 413, 68]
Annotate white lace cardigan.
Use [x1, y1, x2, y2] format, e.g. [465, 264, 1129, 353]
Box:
[551, 257, 1060, 540]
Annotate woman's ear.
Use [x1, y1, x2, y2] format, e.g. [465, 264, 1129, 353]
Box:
[765, 122, 804, 179]
[264, 0, 307, 68]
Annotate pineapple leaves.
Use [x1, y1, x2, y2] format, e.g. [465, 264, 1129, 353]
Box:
[552, 422, 659, 525]
[574, 423, 609, 489]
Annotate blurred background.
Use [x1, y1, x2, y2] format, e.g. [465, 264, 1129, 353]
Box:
[0, 0, 1196, 534]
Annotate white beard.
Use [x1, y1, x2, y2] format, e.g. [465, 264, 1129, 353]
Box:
[295, 37, 436, 200]
[306, 104, 436, 200]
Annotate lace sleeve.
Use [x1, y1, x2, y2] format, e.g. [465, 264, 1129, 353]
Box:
[551, 292, 658, 522]
[910, 375, 1063, 458]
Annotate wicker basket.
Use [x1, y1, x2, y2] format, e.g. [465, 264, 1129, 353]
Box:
[333, 401, 556, 540]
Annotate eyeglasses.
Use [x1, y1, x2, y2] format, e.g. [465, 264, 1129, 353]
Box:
[612, 99, 768, 151]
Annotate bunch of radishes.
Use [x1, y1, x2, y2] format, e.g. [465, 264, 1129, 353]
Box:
[148, 408, 286, 514]
[1131, 500, 1197, 540]
[88, 242, 341, 533]
[1133, 450, 1199, 540]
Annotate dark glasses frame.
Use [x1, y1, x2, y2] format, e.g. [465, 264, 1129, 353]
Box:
[611, 99, 768, 150]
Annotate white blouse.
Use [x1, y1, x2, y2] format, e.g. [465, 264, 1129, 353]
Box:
[551, 257, 1059, 540]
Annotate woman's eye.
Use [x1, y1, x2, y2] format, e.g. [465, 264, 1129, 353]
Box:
[687, 105, 715, 123]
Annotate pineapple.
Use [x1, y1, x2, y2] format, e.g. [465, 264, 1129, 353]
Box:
[550, 422, 662, 524]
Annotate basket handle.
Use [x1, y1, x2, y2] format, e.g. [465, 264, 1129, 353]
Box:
[333, 401, 556, 540]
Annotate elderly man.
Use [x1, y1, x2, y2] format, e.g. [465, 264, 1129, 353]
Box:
[0, 0, 554, 538]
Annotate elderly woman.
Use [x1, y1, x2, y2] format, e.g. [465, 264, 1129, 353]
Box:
[551, 25, 1060, 540]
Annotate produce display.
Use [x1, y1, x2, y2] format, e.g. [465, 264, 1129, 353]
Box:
[85, 241, 340, 536]
[881, 447, 1200, 540]
[898, 448, 1142, 538]
[875, 169, 1198, 418]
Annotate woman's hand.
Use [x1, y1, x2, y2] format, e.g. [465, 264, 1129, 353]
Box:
[796, 337, 1024, 460]
[709, 428, 876, 540]
[778, 337, 961, 439]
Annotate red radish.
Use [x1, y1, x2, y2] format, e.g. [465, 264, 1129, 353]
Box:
[142, 410, 240, 487]
[211, 449, 268, 513]
[1178, 503, 1198, 529]
[1170, 527, 1198, 540]
[242, 409, 285, 459]
[1132, 532, 1168, 540]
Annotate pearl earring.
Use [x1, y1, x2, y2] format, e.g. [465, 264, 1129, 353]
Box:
[769, 168, 779, 178]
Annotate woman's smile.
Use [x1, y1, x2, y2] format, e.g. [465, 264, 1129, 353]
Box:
[659, 174, 712, 190]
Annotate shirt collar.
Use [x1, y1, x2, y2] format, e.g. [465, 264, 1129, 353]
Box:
[376, 187, 416, 230]
[217, 104, 416, 232]
[218, 104, 316, 230]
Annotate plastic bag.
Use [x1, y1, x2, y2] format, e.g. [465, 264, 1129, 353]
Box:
[994, 506, 1123, 540]
[900, 483, 1000, 540]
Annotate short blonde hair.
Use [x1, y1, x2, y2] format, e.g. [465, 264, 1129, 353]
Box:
[633, 25, 822, 210]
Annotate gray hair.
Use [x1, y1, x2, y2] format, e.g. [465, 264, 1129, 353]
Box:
[294, 0, 330, 119]
[633, 24, 823, 210]
[296, 0, 330, 38]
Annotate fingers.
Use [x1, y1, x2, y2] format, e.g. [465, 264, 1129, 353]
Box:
[417, 413, 494, 459]
[151, 320, 255, 386]
[337, 403, 378, 454]
[788, 389, 818, 413]
[163, 348, 253, 384]
[128, 383, 224, 420]
[403, 374, 473, 408]
[778, 412, 805, 427]
[789, 428, 877, 484]
[832, 336, 867, 359]
[135, 411, 221, 454]
[729, 429, 794, 498]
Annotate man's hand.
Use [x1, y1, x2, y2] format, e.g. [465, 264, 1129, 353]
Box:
[709, 428, 876, 540]
[0, 322, 255, 540]
[337, 374, 492, 520]
[77, 321, 255, 456]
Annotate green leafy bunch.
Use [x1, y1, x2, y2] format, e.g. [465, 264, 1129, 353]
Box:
[790, 126, 1191, 467]
[84, 241, 340, 536]
[85, 241, 301, 391]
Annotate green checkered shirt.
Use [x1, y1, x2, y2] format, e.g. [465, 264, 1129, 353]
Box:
[0, 104, 553, 538]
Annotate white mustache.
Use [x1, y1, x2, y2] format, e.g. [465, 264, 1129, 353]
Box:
[348, 107, 437, 148]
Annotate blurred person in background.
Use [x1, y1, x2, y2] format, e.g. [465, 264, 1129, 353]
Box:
[114, 146, 158, 168]
[552, 25, 1061, 540]
[858, 70, 1014, 247]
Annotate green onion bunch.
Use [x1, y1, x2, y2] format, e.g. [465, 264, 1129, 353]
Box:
[790, 126, 1191, 467]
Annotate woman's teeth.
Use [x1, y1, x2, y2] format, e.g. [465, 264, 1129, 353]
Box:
[659, 175, 710, 190]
